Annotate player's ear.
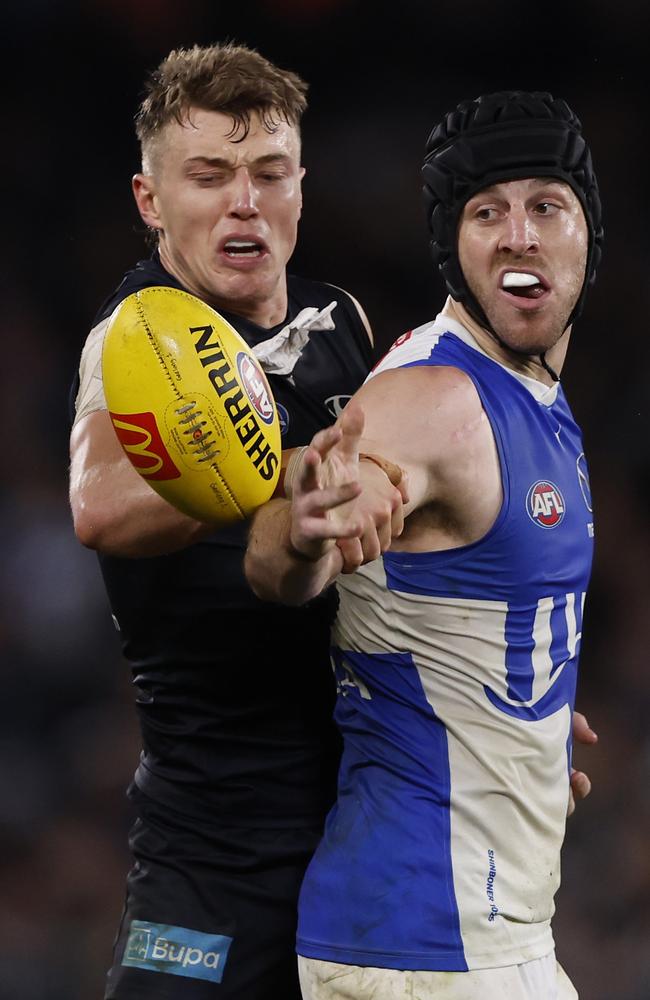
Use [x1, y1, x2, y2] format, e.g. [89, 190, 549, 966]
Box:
[132, 174, 163, 231]
[298, 165, 306, 216]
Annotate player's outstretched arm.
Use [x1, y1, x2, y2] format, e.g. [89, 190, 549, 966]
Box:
[245, 403, 406, 604]
[69, 410, 214, 558]
[245, 405, 364, 605]
[247, 362, 490, 604]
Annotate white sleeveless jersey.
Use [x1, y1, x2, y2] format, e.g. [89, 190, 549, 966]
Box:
[297, 311, 594, 972]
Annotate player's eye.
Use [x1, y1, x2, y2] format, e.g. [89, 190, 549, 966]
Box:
[191, 173, 226, 185]
[535, 201, 559, 216]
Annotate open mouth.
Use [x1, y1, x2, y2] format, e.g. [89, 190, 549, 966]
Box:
[222, 238, 267, 259]
[500, 270, 549, 300]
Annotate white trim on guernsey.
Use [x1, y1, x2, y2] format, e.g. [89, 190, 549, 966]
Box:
[74, 316, 110, 425]
[370, 308, 560, 407]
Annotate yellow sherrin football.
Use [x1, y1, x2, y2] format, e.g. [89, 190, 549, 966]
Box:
[102, 286, 281, 524]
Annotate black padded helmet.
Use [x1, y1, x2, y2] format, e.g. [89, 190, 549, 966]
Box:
[422, 90, 603, 333]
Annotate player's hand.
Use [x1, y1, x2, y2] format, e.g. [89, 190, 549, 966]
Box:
[336, 457, 408, 574]
[288, 403, 407, 571]
[567, 711, 598, 817]
[288, 404, 365, 564]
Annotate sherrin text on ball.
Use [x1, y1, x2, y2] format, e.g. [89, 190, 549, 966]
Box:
[102, 286, 281, 524]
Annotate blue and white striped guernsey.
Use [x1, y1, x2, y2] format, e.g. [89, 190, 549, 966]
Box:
[297, 310, 594, 972]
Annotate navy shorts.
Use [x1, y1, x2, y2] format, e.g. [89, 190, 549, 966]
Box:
[105, 786, 324, 1000]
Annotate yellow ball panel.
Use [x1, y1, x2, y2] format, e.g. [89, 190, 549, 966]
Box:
[102, 286, 281, 524]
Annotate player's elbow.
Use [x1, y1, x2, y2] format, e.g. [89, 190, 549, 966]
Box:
[244, 551, 318, 607]
[70, 485, 122, 552]
[244, 553, 290, 604]
[70, 499, 109, 551]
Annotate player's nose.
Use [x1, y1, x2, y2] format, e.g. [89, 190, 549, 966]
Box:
[228, 169, 259, 219]
[498, 205, 539, 255]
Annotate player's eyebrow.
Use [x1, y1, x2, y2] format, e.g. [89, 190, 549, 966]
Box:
[465, 178, 571, 208]
[183, 154, 292, 169]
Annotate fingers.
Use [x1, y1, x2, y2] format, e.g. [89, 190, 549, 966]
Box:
[338, 522, 383, 572]
[397, 468, 410, 506]
[335, 402, 365, 461]
[296, 403, 405, 574]
[390, 486, 405, 539]
[570, 767, 592, 801]
[572, 711, 598, 745]
[296, 447, 323, 495]
[567, 713, 596, 819]
[307, 403, 365, 467]
[334, 462, 406, 572]
[567, 767, 592, 817]
[289, 481, 363, 564]
[336, 492, 398, 572]
[296, 480, 362, 525]
[568, 713, 596, 818]
[338, 536, 365, 573]
[566, 787, 576, 818]
[295, 512, 362, 545]
[296, 444, 358, 500]
[308, 424, 343, 462]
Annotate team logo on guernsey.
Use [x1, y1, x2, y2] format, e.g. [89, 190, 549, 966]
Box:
[276, 402, 290, 435]
[236, 353, 275, 425]
[526, 480, 566, 528]
[325, 394, 352, 418]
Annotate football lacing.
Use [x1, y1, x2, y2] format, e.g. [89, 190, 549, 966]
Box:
[175, 400, 219, 461]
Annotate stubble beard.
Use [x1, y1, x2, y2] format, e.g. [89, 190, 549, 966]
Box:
[478, 274, 583, 359]
[489, 308, 569, 358]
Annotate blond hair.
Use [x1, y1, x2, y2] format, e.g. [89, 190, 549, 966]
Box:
[135, 42, 308, 171]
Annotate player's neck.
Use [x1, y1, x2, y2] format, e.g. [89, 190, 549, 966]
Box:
[443, 299, 570, 386]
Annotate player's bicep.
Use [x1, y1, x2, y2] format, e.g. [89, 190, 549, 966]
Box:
[69, 410, 145, 528]
[70, 410, 209, 555]
[70, 409, 134, 491]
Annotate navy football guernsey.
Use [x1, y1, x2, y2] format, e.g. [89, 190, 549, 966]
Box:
[297, 308, 594, 970]
[71, 253, 373, 828]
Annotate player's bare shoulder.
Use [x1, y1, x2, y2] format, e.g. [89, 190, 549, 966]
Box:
[358, 364, 502, 551]
[355, 363, 485, 469]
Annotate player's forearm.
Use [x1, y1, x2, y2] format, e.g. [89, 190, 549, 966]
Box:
[245, 498, 342, 605]
[70, 463, 212, 557]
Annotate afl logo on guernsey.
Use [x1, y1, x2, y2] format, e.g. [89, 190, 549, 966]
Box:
[236, 353, 275, 425]
[526, 480, 566, 528]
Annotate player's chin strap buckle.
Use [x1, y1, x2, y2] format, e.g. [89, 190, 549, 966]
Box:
[253, 301, 337, 376]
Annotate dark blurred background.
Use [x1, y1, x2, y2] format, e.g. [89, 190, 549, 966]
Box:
[3, 1, 649, 997]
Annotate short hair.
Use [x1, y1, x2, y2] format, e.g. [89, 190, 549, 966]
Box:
[135, 42, 309, 170]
